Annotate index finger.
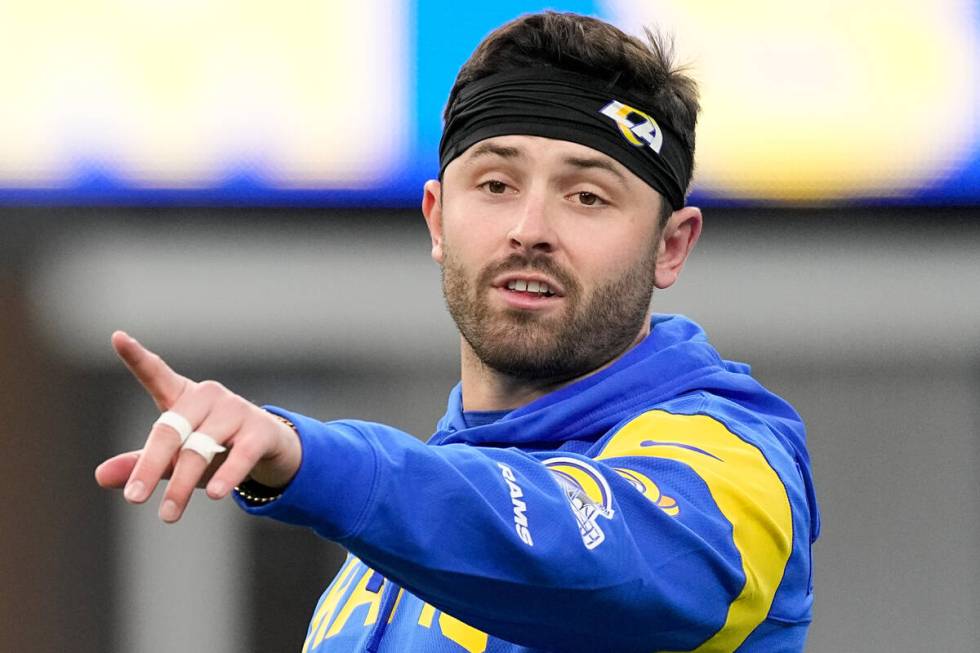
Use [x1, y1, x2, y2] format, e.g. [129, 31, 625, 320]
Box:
[111, 331, 189, 410]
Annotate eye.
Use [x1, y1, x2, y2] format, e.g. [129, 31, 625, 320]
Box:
[479, 179, 510, 194]
[575, 191, 606, 206]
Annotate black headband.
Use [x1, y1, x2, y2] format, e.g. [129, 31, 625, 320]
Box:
[439, 68, 691, 210]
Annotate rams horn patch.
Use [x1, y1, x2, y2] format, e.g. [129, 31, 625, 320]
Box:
[544, 457, 615, 550]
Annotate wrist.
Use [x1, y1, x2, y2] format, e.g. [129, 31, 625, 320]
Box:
[242, 411, 302, 493]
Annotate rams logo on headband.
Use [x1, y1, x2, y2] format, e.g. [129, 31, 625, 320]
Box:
[544, 457, 615, 550]
[599, 100, 664, 154]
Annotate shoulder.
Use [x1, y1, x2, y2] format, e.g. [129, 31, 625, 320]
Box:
[592, 392, 804, 483]
[590, 393, 818, 626]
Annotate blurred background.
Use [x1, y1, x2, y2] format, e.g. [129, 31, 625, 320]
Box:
[1, 1, 977, 651]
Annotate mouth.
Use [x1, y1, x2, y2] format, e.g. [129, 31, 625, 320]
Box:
[490, 273, 565, 311]
[493, 273, 564, 298]
[504, 278, 557, 297]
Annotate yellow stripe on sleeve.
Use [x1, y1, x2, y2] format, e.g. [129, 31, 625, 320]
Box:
[596, 410, 793, 653]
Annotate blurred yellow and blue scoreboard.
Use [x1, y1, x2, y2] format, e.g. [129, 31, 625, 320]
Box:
[0, 0, 977, 206]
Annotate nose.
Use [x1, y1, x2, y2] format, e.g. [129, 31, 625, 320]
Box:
[507, 189, 556, 254]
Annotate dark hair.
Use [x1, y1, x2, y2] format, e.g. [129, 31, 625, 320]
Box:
[445, 11, 700, 224]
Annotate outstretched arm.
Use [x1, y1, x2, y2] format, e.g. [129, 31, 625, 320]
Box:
[238, 408, 797, 652]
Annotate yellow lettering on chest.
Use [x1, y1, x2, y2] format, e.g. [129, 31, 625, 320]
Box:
[418, 602, 488, 653]
[322, 566, 383, 640]
[303, 558, 360, 652]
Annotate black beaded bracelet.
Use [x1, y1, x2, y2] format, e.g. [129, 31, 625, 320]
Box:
[234, 479, 284, 504]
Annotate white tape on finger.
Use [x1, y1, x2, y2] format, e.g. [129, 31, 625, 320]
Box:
[154, 410, 193, 444]
[181, 431, 227, 465]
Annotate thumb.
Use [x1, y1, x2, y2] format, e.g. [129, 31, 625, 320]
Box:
[95, 451, 144, 489]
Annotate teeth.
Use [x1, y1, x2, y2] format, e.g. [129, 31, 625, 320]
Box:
[506, 279, 554, 295]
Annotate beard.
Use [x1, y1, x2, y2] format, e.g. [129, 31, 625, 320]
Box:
[441, 244, 657, 384]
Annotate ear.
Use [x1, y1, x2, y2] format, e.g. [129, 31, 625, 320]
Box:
[421, 179, 445, 264]
[654, 206, 702, 290]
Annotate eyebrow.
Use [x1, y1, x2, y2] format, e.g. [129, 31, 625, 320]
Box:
[462, 143, 629, 186]
[562, 156, 628, 184]
[465, 142, 524, 162]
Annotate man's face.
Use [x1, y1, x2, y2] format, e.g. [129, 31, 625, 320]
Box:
[427, 135, 666, 383]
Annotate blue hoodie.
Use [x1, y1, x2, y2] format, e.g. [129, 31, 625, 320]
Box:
[239, 314, 820, 652]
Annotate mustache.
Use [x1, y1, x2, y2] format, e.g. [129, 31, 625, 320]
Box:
[477, 254, 579, 295]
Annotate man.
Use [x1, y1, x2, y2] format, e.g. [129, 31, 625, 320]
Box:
[97, 11, 819, 653]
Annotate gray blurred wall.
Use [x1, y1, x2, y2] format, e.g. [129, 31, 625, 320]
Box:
[2, 206, 977, 652]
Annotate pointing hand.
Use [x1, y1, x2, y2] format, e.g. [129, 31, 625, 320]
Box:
[94, 331, 302, 523]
